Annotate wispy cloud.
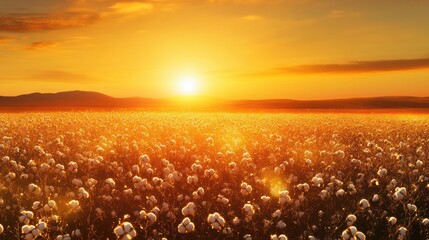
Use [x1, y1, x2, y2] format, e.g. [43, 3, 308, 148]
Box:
[0, 12, 100, 32]
[241, 15, 263, 21]
[0, 36, 15, 44]
[280, 57, 429, 74]
[109, 2, 154, 14]
[24, 41, 56, 50]
[328, 10, 360, 19]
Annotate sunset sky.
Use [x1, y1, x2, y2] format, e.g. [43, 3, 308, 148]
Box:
[1, 0, 429, 99]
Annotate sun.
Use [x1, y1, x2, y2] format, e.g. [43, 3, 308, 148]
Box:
[178, 75, 199, 95]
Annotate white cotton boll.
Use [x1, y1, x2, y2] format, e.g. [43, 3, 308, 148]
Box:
[22, 225, 31, 234]
[37, 221, 47, 231]
[243, 234, 252, 240]
[349, 226, 357, 236]
[139, 155, 150, 164]
[217, 195, 230, 205]
[72, 229, 82, 237]
[372, 194, 379, 202]
[32, 201, 41, 210]
[359, 199, 370, 209]
[336, 189, 345, 197]
[182, 202, 196, 216]
[32, 228, 41, 237]
[114, 226, 125, 236]
[346, 214, 357, 226]
[147, 213, 157, 223]
[123, 222, 132, 233]
[355, 231, 366, 240]
[398, 227, 407, 238]
[312, 177, 324, 187]
[272, 209, 281, 218]
[377, 168, 387, 177]
[261, 196, 270, 203]
[233, 217, 240, 225]
[278, 235, 288, 240]
[388, 216, 397, 225]
[240, 182, 252, 196]
[243, 204, 254, 215]
[393, 187, 407, 201]
[51, 215, 60, 222]
[55, 234, 72, 240]
[207, 212, 226, 230]
[178, 224, 186, 234]
[276, 220, 286, 229]
[0, 224, 3, 234]
[68, 200, 79, 210]
[407, 203, 417, 212]
[177, 217, 195, 233]
[72, 178, 82, 187]
[416, 160, 423, 168]
[422, 218, 429, 226]
[279, 190, 292, 204]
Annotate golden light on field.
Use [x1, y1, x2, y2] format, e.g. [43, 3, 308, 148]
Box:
[178, 75, 199, 95]
[263, 174, 287, 197]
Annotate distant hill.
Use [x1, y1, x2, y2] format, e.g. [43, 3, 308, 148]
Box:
[0, 91, 429, 111]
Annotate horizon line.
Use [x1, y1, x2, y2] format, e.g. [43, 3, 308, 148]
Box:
[1, 90, 429, 102]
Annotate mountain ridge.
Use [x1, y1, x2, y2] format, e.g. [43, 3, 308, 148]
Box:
[1, 91, 429, 110]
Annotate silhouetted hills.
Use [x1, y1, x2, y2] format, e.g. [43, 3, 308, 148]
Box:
[0, 91, 429, 111]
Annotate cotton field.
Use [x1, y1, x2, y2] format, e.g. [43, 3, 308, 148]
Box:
[0, 112, 429, 239]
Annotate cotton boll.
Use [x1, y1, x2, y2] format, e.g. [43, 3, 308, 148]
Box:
[177, 217, 195, 234]
[0, 224, 3, 234]
[388, 216, 397, 225]
[181, 202, 196, 216]
[68, 200, 80, 210]
[55, 234, 72, 240]
[393, 187, 407, 201]
[233, 217, 240, 225]
[358, 199, 370, 209]
[336, 189, 345, 197]
[114, 226, 125, 236]
[406, 203, 417, 212]
[114, 222, 137, 239]
[37, 221, 47, 231]
[147, 212, 157, 223]
[397, 227, 407, 239]
[240, 182, 253, 196]
[276, 220, 286, 229]
[416, 160, 423, 168]
[207, 212, 226, 230]
[279, 190, 292, 204]
[355, 231, 366, 240]
[346, 214, 357, 226]
[261, 196, 270, 203]
[243, 234, 252, 240]
[422, 218, 429, 226]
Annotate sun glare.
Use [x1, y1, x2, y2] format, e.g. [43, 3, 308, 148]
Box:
[178, 75, 199, 95]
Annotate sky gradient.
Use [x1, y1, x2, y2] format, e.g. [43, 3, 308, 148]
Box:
[1, 0, 429, 99]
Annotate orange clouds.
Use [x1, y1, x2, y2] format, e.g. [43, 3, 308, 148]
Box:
[0, 12, 99, 32]
[281, 57, 429, 74]
[0, 36, 14, 44]
[109, 2, 154, 14]
[24, 41, 56, 50]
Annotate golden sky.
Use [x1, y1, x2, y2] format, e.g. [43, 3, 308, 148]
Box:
[1, 0, 429, 99]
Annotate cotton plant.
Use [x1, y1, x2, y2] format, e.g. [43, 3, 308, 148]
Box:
[207, 212, 226, 230]
[177, 217, 195, 234]
[114, 222, 137, 240]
